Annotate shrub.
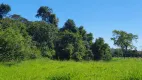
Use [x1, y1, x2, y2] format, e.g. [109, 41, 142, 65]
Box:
[0, 28, 31, 61]
[92, 37, 112, 60]
[0, 19, 39, 61]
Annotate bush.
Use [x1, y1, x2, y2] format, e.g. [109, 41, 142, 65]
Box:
[83, 49, 94, 60]
[0, 19, 39, 61]
[27, 21, 58, 59]
[112, 49, 123, 57]
[92, 37, 112, 61]
[0, 28, 31, 61]
[29, 54, 37, 59]
[103, 52, 112, 61]
[72, 52, 82, 61]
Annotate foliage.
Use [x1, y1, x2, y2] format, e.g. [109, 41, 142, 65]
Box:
[92, 37, 112, 60]
[3, 3, 142, 62]
[55, 31, 79, 60]
[36, 6, 58, 26]
[0, 18, 29, 38]
[10, 14, 28, 23]
[60, 19, 78, 33]
[125, 49, 139, 57]
[36, 6, 52, 20]
[27, 21, 58, 58]
[111, 48, 123, 57]
[0, 19, 39, 61]
[111, 30, 138, 57]
[1, 3, 142, 80]
[0, 3, 11, 19]
[56, 19, 94, 61]
[27, 21, 58, 48]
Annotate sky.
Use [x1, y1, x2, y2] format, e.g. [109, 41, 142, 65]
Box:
[0, 0, 142, 50]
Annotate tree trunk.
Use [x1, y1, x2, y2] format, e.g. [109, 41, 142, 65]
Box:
[121, 48, 125, 58]
[124, 46, 128, 58]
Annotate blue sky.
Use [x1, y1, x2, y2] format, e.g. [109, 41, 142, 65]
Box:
[0, 0, 142, 50]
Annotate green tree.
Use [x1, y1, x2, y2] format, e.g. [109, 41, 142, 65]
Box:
[92, 37, 112, 60]
[72, 39, 86, 61]
[112, 48, 123, 57]
[60, 19, 78, 33]
[86, 33, 93, 45]
[0, 19, 39, 61]
[111, 30, 138, 57]
[36, 6, 52, 21]
[78, 26, 94, 60]
[0, 3, 11, 19]
[55, 30, 88, 61]
[27, 21, 58, 58]
[10, 14, 28, 23]
[56, 23, 94, 61]
[78, 26, 93, 46]
[36, 6, 58, 26]
[49, 14, 59, 27]
[55, 31, 77, 60]
[0, 18, 30, 39]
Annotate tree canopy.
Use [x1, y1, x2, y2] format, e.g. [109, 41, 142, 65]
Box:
[0, 3, 11, 19]
[92, 38, 112, 60]
[0, 3, 141, 62]
[111, 30, 138, 57]
[36, 6, 58, 26]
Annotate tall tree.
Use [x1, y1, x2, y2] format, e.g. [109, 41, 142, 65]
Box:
[36, 6, 58, 26]
[111, 30, 138, 57]
[78, 26, 94, 60]
[36, 6, 52, 21]
[0, 3, 11, 19]
[49, 14, 59, 27]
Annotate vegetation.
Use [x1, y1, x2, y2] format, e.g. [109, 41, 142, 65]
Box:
[3, 2, 142, 61]
[36, 6, 58, 27]
[111, 30, 138, 58]
[0, 3, 11, 19]
[92, 38, 112, 60]
[0, 2, 142, 80]
[0, 58, 142, 80]
[0, 3, 141, 62]
[0, 3, 113, 62]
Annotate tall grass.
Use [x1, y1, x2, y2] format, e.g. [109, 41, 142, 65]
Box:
[0, 58, 142, 80]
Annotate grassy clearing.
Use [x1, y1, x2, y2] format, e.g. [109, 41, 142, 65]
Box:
[0, 58, 142, 80]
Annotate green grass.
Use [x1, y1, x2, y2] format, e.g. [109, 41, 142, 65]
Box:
[0, 58, 142, 80]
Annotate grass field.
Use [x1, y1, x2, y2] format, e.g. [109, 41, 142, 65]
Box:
[0, 58, 142, 80]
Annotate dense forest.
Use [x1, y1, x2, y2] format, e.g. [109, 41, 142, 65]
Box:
[0, 3, 141, 62]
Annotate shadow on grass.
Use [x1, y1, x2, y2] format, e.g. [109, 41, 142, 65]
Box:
[46, 73, 71, 80]
[1, 61, 21, 67]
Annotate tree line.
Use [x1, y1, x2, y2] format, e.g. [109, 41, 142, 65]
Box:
[0, 3, 140, 62]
